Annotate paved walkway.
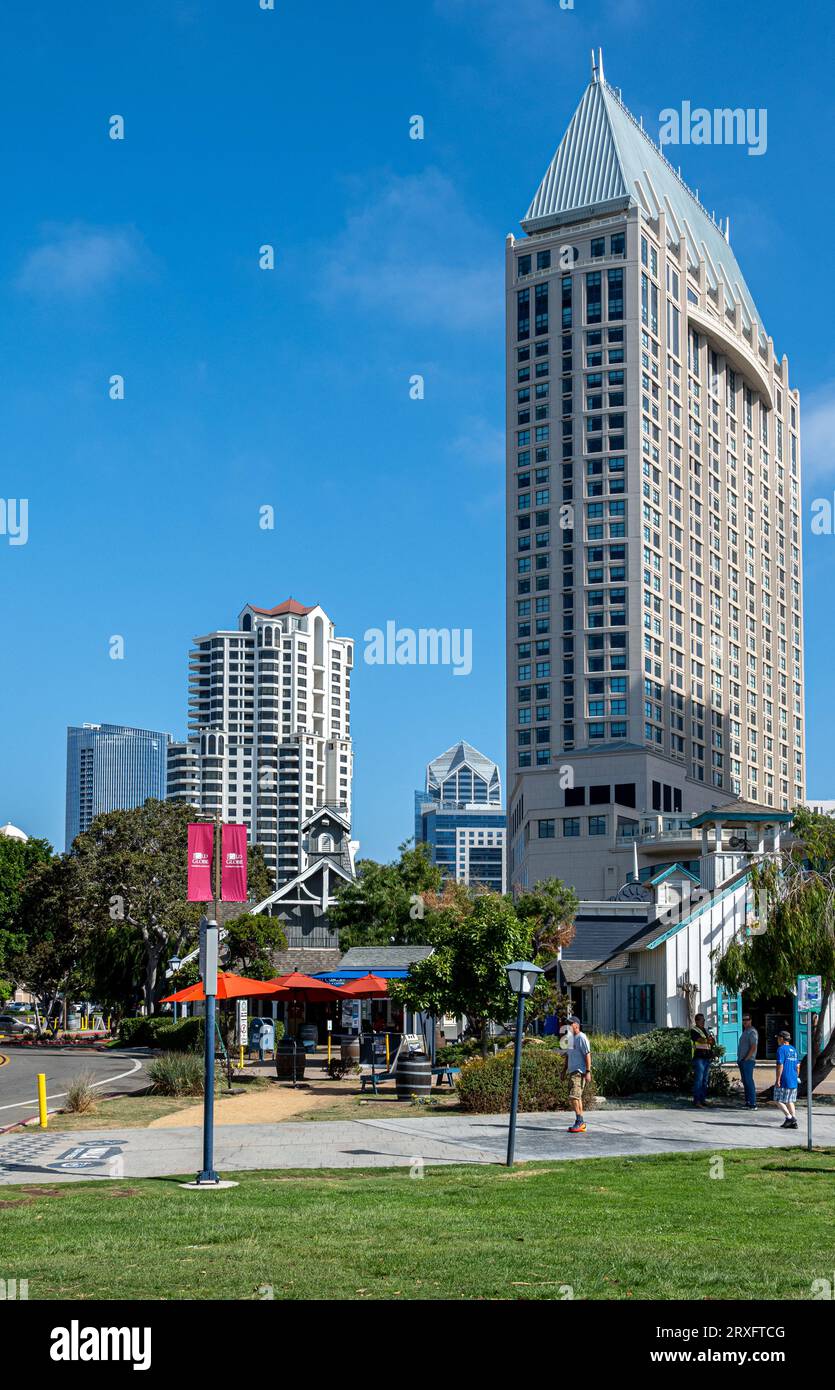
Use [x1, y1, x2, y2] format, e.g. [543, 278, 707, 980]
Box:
[0, 1104, 832, 1183]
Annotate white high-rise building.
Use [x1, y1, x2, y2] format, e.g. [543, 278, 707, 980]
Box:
[506, 55, 805, 899]
[168, 599, 353, 884]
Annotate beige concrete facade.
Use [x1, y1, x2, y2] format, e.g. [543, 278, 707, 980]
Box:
[506, 69, 805, 899]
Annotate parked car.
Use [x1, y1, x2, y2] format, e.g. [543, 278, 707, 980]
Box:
[0, 1013, 38, 1036]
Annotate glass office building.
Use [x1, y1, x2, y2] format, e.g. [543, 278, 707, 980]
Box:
[65, 723, 170, 848]
[414, 741, 507, 894]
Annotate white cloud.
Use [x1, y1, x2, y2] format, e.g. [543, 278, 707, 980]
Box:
[801, 383, 835, 487]
[319, 169, 501, 332]
[16, 223, 151, 298]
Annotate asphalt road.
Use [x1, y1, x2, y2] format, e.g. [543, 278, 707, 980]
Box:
[0, 1048, 146, 1123]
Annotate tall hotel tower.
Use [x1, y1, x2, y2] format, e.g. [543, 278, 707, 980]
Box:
[506, 55, 804, 899]
[168, 599, 353, 885]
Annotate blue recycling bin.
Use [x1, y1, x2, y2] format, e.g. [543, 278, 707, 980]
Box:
[248, 1017, 275, 1059]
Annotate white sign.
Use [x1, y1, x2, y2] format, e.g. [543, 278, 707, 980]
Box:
[236, 999, 249, 1045]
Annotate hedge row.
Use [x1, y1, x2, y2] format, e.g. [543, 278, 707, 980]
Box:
[117, 1016, 204, 1052]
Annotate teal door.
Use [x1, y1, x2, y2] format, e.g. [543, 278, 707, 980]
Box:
[791, 996, 809, 1061]
[716, 987, 743, 1058]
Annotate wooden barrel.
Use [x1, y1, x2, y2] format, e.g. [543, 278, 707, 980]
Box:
[396, 1053, 432, 1102]
[340, 1036, 360, 1064]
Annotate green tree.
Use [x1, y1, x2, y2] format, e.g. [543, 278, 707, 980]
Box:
[8, 855, 85, 1024]
[223, 911, 287, 978]
[70, 799, 206, 1013]
[328, 840, 442, 949]
[391, 891, 541, 1055]
[715, 807, 835, 1088]
[0, 833, 53, 997]
[515, 876, 578, 958]
[247, 843, 275, 906]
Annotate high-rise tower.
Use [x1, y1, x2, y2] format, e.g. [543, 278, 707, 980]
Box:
[506, 56, 804, 899]
[168, 599, 353, 884]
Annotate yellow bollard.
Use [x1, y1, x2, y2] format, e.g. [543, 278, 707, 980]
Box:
[385, 1033, 390, 1066]
[37, 1073, 48, 1129]
[327, 1034, 332, 1065]
[239, 1044, 244, 1070]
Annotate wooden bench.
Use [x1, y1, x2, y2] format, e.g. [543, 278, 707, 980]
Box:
[360, 1068, 397, 1094]
[433, 1065, 461, 1088]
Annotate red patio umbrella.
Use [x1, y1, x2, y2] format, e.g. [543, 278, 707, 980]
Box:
[264, 971, 350, 1002]
[160, 971, 281, 1004]
[339, 973, 389, 999]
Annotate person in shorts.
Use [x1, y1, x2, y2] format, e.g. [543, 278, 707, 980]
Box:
[774, 1028, 799, 1130]
[565, 1015, 591, 1134]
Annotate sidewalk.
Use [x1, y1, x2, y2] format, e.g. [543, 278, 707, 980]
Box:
[0, 1103, 832, 1184]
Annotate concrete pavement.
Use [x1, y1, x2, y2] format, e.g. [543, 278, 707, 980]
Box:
[0, 1103, 832, 1183]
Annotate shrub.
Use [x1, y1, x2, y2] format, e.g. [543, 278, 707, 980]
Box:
[65, 1072, 98, 1114]
[148, 1051, 206, 1097]
[117, 1017, 153, 1046]
[623, 1028, 730, 1096]
[592, 1048, 649, 1096]
[456, 1045, 596, 1115]
[155, 1017, 204, 1053]
[117, 1015, 204, 1051]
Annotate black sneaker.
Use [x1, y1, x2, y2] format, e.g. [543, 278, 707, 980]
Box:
[780, 1118, 793, 1128]
[788, 1119, 798, 1129]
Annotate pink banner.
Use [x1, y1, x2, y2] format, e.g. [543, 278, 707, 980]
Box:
[187, 823, 214, 902]
[221, 823, 248, 902]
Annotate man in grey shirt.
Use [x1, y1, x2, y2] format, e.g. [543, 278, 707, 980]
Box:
[737, 1013, 759, 1110]
[565, 1015, 591, 1133]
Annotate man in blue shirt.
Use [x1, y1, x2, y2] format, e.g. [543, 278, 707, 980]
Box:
[774, 1029, 799, 1130]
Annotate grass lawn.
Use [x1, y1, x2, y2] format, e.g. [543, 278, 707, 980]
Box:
[2, 1148, 834, 1300]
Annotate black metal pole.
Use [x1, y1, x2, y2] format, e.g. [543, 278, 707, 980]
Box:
[506, 990, 526, 1167]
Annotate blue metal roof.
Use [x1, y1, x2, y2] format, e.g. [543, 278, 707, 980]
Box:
[313, 969, 409, 982]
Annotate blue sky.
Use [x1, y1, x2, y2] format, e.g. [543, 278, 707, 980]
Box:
[2, 0, 834, 858]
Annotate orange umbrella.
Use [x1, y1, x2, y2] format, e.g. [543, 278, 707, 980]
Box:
[339, 973, 389, 998]
[264, 971, 350, 1002]
[161, 971, 281, 1004]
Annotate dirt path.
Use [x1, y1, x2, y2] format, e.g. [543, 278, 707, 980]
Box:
[149, 1078, 354, 1128]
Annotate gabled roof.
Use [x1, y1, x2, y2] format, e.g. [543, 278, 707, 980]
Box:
[522, 59, 762, 332]
[337, 945, 435, 971]
[248, 856, 354, 914]
[647, 863, 701, 887]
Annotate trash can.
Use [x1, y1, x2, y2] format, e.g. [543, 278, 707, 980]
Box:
[299, 1023, 318, 1051]
[275, 1038, 305, 1082]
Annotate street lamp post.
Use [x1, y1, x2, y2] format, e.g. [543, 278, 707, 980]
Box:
[168, 954, 181, 1022]
[505, 961, 543, 1167]
[196, 917, 219, 1185]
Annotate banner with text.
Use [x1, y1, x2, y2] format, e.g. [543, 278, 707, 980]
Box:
[221, 822, 248, 902]
[187, 823, 214, 902]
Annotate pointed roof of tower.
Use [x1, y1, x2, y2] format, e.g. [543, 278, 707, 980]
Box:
[522, 55, 762, 334]
[426, 740, 501, 796]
